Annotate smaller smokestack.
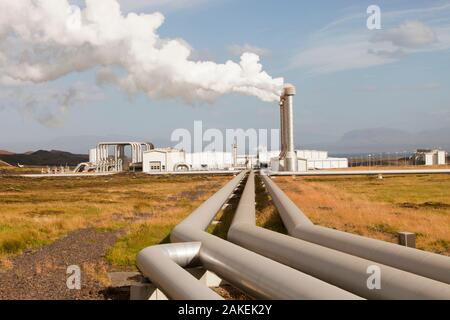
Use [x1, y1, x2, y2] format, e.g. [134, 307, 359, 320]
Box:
[232, 140, 238, 168]
[279, 98, 286, 160]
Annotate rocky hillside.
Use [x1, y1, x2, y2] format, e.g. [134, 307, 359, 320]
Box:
[0, 150, 88, 166]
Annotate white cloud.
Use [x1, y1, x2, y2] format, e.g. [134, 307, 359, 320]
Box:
[228, 44, 271, 57]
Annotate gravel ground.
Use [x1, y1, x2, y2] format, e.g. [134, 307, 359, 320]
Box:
[0, 228, 119, 300]
[213, 285, 251, 300]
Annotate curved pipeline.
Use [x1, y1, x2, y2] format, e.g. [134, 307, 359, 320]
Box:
[261, 174, 450, 285]
[137, 242, 222, 300]
[229, 172, 450, 299]
[171, 171, 361, 300]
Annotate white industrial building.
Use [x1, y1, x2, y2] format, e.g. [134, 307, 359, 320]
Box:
[297, 150, 348, 170]
[415, 149, 447, 166]
[143, 148, 188, 173]
[185, 152, 234, 171]
[258, 147, 348, 172]
[142, 148, 259, 173]
[270, 157, 308, 172]
[140, 147, 348, 174]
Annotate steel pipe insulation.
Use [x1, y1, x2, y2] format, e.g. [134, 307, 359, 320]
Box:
[228, 172, 450, 299]
[171, 171, 361, 300]
[137, 242, 223, 300]
[261, 174, 450, 285]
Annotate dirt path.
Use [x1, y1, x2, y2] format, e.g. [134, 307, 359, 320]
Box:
[0, 228, 120, 300]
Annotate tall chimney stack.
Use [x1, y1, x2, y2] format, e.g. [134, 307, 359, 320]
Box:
[280, 84, 297, 172]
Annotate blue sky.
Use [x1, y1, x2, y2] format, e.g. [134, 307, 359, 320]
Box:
[1, 0, 450, 153]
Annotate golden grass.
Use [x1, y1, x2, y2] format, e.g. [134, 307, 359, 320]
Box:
[0, 165, 42, 174]
[0, 174, 230, 265]
[274, 174, 450, 256]
[83, 261, 112, 287]
[332, 165, 450, 171]
[207, 175, 287, 239]
[255, 176, 286, 233]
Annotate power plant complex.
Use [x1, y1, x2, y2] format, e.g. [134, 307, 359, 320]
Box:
[75, 84, 349, 174]
[4, 0, 450, 304]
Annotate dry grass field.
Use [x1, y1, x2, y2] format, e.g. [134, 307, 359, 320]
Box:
[332, 165, 450, 171]
[0, 174, 229, 267]
[273, 174, 450, 256]
[0, 161, 44, 174]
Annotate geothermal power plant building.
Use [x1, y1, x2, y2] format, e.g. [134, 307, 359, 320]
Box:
[140, 148, 347, 173]
[83, 146, 347, 174]
[76, 84, 348, 174]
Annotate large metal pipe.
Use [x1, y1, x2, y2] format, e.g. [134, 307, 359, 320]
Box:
[132, 143, 137, 163]
[262, 174, 450, 285]
[137, 242, 222, 300]
[229, 172, 450, 299]
[171, 171, 360, 300]
[118, 145, 125, 162]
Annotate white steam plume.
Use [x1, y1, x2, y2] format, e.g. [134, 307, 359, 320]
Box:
[0, 0, 283, 103]
[0, 83, 104, 127]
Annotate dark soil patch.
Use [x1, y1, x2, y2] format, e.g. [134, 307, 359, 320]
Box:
[213, 284, 251, 300]
[399, 202, 450, 210]
[318, 206, 333, 211]
[168, 189, 208, 202]
[24, 209, 66, 217]
[0, 228, 120, 300]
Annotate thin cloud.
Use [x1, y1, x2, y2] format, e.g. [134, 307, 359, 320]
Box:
[69, 0, 213, 12]
[292, 3, 450, 75]
[0, 83, 104, 127]
[228, 44, 271, 57]
[119, 0, 212, 12]
[319, 2, 450, 33]
[354, 82, 441, 93]
[371, 21, 437, 48]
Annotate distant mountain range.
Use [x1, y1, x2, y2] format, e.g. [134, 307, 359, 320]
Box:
[0, 150, 88, 166]
[1, 127, 449, 157]
[300, 127, 450, 153]
[1, 135, 170, 155]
